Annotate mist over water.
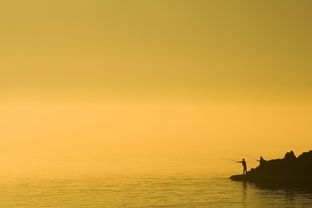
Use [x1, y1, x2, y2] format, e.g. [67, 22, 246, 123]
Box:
[1, 98, 311, 176]
[1, 98, 312, 207]
[0, 97, 311, 207]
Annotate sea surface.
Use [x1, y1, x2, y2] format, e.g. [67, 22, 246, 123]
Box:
[0, 173, 312, 208]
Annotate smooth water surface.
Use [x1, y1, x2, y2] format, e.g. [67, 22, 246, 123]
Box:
[0, 173, 311, 208]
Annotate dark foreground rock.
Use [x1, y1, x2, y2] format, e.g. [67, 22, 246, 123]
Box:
[230, 150, 312, 187]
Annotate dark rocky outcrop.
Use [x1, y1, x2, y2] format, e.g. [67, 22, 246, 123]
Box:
[230, 150, 312, 187]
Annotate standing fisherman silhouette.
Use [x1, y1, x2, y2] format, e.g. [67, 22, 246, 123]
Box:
[237, 158, 247, 175]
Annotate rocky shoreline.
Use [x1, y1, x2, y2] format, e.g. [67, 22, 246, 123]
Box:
[230, 150, 312, 187]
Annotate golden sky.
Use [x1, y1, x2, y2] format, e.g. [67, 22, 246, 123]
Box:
[0, 1, 312, 175]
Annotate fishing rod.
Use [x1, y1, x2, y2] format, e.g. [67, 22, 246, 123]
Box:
[207, 153, 238, 163]
[234, 152, 258, 161]
[207, 152, 259, 163]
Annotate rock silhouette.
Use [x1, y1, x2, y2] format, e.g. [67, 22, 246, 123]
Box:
[230, 150, 312, 187]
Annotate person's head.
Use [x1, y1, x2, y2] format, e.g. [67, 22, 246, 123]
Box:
[242, 158, 245, 161]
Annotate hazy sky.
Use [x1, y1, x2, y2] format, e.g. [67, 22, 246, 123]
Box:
[0, 1, 312, 175]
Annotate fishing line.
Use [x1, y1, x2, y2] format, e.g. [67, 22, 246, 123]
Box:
[234, 152, 258, 161]
[207, 153, 238, 163]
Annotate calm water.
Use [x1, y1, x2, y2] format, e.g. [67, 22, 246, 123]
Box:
[0, 173, 312, 208]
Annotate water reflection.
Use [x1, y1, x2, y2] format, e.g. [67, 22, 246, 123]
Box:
[251, 183, 312, 208]
[0, 175, 312, 208]
[242, 181, 247, 208]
